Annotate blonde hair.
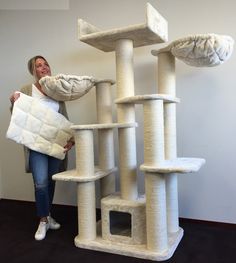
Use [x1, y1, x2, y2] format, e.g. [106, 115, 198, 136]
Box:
[27, 55, 49, 78]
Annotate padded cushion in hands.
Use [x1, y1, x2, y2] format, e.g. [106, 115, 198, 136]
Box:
[6, 93, 73, 160]
[39, 74, 96, 101]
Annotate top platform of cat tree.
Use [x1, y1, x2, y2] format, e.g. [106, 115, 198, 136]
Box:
[78, 3, 168, 52]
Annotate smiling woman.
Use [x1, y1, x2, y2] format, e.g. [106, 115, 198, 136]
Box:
[27, 56, 51, 96]
[28, 56, 51, 77]
[8, 55, 74, 241]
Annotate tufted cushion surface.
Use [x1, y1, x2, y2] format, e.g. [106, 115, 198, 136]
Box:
[154, 34, 234, 67]
[39, 74, 96, 101]
[6, 93, 73, 160]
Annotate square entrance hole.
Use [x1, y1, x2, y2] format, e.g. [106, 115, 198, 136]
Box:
[109, 211, 131, 237]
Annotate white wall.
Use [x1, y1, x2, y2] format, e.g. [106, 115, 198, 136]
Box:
[1, 0, 236, 223]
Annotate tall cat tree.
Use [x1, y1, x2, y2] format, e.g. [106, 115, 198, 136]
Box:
[53, 3, 206, 261]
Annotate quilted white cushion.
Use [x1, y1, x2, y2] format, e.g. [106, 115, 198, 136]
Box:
[39, 74, 96, 101]
[6, 93, 73, 160]
[160, 34, 234, 67]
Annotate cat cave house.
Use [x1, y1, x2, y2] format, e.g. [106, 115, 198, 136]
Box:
[52, 3, 234, 261]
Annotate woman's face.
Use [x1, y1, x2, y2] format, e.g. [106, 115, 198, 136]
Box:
[34, 58, 51, 80]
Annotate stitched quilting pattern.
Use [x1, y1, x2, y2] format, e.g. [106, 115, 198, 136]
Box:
[6, 93, 73, 160]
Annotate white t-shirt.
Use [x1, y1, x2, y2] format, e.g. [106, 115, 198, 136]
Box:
[32, 84, 59, 112]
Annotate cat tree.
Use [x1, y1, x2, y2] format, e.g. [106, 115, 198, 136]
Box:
[53, 3, 206, 261]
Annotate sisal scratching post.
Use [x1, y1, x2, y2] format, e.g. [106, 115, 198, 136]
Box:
[115, 39, 138, 200]
[145, 172, 167, 252]
[98, 129, 115, 196]
[96, 80, 116, 196]
[143, 100, 168, 253]
[157, 51, 179, 233]
[75, 130, 96, 241]
[143, 100, 165, 165]
[96, 80, 114, 123]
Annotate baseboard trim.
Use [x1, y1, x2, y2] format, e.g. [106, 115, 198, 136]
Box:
[1, 198, 235, 228]
[179, 217, 236, 229]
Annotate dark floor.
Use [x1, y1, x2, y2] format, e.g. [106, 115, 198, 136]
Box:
[0, 199, 235, 263]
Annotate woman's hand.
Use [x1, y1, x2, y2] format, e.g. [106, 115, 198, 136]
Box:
[64, 139, 75, 153]
[9, 92, 20, 104]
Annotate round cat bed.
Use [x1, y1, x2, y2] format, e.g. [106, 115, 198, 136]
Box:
[39, 74, 96, 101]
[152, 34, 234, 67]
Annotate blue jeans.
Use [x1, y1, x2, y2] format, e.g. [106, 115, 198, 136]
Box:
[29, 150, 61, 217]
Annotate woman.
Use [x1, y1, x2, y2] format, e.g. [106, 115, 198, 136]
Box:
[9, 55, 74, 241]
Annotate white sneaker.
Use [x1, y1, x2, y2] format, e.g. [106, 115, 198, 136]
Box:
[47, 216, 61, 230]
[34, 221, 49, 241]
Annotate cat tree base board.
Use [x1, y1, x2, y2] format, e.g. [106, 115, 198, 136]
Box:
[74, 227, 183, 261]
